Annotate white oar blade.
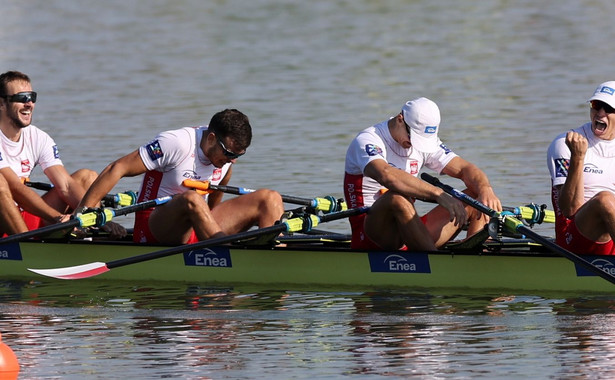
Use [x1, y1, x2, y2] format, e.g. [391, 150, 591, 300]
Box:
[28, 262, 109, 280]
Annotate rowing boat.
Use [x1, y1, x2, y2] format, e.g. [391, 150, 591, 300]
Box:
[2, 233, 615, 293]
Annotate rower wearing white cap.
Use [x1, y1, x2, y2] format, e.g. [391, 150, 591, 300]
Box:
[547, 81, 615, 255]
[343, 97, 501, 251]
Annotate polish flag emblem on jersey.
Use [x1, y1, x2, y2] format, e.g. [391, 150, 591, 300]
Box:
[212, 168, 222, 181]
[21, 159, 31, 173]
[409, 160, 419, 175]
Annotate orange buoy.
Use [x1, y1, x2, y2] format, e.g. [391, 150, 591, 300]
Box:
[0, 332, 19, 380]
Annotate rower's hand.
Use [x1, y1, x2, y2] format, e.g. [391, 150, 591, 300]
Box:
[565, 131, 588, 158]
[435, 192, 468, 227]
[55, 214, 72, 224]
[476, 187, 502, 219]
[100, 221, 127, 240]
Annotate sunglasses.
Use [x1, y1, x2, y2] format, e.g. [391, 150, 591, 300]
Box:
[4, 91, 37, 103]
[216, 136, 245, 159]
[590, 100, 615, 114]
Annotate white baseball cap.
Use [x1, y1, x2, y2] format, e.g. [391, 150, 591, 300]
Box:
[588, 81, 615, 109]
[401, 97, 440, 153]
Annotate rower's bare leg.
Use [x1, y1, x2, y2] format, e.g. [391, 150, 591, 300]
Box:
[423, 204, 464, 248]
[364, 192, 436, 251]
[0, 175, 27, 235]
[42, 168, 98, 213]
[149, 190, 225, 244]
[574, 191, 615, 243]
[211, 189, 284, 234]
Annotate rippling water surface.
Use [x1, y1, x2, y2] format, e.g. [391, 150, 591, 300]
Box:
[2, 0, 615, 378]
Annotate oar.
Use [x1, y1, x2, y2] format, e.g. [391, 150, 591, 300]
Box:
[0, 196, 172, 245]
[421, 173, 615, 286]
[25, 180, 137, 207]
[28, 206, 369, 280]
[182, 179, 346, 213]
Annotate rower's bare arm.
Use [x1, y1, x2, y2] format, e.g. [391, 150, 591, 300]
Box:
[79, 150, 147, 209]
[43, 165, 85, 210]
[441, 156, 501, 212]
[0, 167, 62, 222]
[364, 159, 443, 201]
[559, 132, 587, 216]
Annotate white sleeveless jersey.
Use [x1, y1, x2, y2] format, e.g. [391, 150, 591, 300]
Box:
[0, 124, 62, 179]
[344, 120, 457, 208]
[547, 123, 615, 201]
[136, 126, 231, 202]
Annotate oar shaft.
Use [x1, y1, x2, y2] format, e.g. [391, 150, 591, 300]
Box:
[182, 179, 345, 213]
[0, 219, 82, 245]
[106, 206, 368, 270]
[0, 196, 172, 245]
[421, 173, 615, 286]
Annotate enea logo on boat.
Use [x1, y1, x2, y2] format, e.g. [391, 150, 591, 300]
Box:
[183, 247, 232, 268]
[0, 243, 22, 261]
[575, 257, 615, 277]
[368, 251, 431, 273]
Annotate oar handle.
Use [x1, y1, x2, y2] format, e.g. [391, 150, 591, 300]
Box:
[182, 179, 347, 213]
[76, 196, 173, 227]
[25, 181, 136, 207]
[421, 173, 615, 286]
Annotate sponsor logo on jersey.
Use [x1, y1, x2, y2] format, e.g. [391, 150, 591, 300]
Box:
[53, 145, 60, 159]
[440, 143, 451, 154]
[554, 158, 569, 178]
[145, 140, 164, 161]
[583, 163, 603, 175]
[21, 159, 31, 173]
[368, 251, 431, 273]
[365, 144, 383, 157]
[182, 171, 201, 180]
[183, 247, 232, 268]
[0, 152, 3, 161]
[425, 126, 437, 134]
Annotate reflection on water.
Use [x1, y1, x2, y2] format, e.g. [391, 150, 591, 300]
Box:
[3, 280, 615, 378]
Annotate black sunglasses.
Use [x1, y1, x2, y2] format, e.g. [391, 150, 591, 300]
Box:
[4, 91, 37, 104]
[590, 100, 615, 114]
[216, 136, 245, 159]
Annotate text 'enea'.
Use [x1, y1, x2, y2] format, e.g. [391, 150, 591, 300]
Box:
[368, 252, 431, 273]
[183, 247, 232, 268]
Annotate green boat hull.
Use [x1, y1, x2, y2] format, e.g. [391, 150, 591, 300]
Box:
[1, 238, 615, 292]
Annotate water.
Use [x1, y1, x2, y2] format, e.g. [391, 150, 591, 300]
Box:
[2, 0, 615, 377]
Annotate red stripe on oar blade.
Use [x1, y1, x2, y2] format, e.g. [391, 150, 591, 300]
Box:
[28, 262, 109, 280]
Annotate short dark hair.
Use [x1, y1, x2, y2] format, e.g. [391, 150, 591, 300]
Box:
[0, 71, 31, 97]
[208, 109, 252, 149]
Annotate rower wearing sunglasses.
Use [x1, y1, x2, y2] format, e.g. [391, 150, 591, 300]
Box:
[0, 70, 124, 238]
[547, 81, 615, 256]
[76, 109, 284, 245]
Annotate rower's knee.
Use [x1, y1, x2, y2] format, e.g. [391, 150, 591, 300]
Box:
[72, 168, 98, 188]
[254, 189, 284, 214]
[388, 193, 418, 217]
[177, 190, 209, 212]
[591, 191, 615, 215]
